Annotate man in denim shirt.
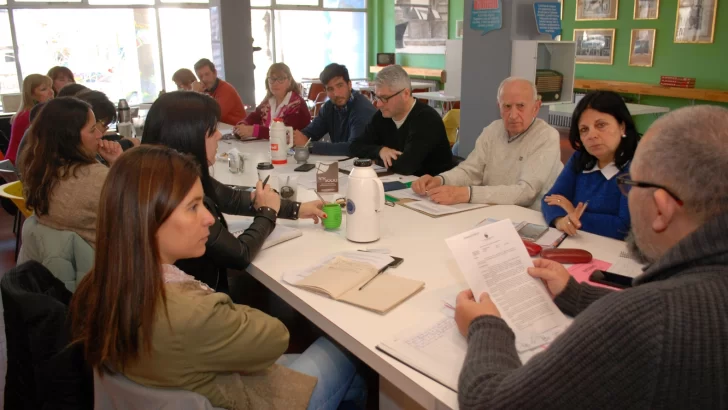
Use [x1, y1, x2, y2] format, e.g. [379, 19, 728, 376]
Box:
[293, 63, 376, 156]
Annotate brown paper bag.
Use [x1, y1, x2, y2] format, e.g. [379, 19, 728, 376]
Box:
[316, 162, 339, 193]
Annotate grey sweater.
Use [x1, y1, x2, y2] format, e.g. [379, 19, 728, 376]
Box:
[459, 212, 728, 409]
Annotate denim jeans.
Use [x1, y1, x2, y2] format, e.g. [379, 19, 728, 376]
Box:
[280, 337, 367, 410]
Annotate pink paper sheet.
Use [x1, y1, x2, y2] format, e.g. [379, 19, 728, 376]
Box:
[567, 259, 619, 290]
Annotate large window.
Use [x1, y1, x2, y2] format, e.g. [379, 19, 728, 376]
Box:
[0, 10, 19, 100]
[0, 1, 211, 110]
[251, 0, 366, 103]
[14, 8, 162, 105]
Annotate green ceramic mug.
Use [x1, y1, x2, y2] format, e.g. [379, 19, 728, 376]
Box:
[322, 203, 342, 230]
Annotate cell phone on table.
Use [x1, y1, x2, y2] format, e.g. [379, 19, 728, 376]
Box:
[589, 270, 633, 289]
[518, 223, 549, 242]
[294, 163, 316, 172]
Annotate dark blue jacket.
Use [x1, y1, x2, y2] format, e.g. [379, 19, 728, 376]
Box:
[301, 91, 376, 156]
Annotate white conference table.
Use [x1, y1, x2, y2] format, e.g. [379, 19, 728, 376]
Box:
[213, 140, 629, 410]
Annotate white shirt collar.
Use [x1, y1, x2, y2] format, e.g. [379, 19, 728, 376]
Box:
[269, 91, 293, 119]
[583, 161, 620, 180]
[393, 99, 417, 129]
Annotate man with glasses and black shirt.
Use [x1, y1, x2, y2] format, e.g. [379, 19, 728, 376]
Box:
[349, 65, 453, 176]
[293, 63, 376, 156]
[412, 76, 562, 210]
[454, 105, 728, 410]
[194, 58, 246, 125]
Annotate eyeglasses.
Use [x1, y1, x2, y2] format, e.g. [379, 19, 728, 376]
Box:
[96, 120, 110, 134]
[616, 173, 684, 205]
[372, 89, 405, 104]
[268, 76, 289, 85]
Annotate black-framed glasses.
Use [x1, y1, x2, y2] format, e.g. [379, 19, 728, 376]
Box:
[372, 88, 405, 104]
[616, 173, 684, 205]
[268, 76, 289, 84]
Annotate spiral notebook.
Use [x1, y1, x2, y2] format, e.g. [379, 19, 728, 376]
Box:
[227, 218, 302, 250]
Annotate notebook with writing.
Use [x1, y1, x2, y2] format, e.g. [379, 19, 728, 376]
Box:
[227, 218, 302, 250]
[283, 256, 425, 314]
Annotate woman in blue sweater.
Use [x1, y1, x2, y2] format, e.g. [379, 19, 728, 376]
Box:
[542, 91, 639, 240]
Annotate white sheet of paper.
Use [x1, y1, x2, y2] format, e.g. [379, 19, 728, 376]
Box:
[446, 219, 569, 351]
[227, 218, 302, 250]
[378, 314, 551, 391]
[476, 218, 565, 248]
[282, 251, 393, 285]
[387, 188, 428, 201]
[610, 252, 645, 279]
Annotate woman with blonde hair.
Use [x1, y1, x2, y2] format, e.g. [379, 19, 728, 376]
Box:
[234, 63, 311, 140]
[5, 74, 54, 164]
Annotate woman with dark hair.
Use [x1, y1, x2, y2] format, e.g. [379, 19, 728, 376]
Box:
[541, 91, 639, 240]
[234, 62, 311, 140]
[70, 145, 366, 410]
[76, 89, 140, 151]
[47, 66, 75, 96]
[142, 91, 325, 292]
[20, 97, 122, 245]
[57, 83, 88, 97]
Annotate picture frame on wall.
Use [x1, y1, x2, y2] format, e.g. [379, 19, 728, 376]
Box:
[574, 28, 616, 65]
[634, 0, 659, 19]
[674, 0, 718, 43]
[629, 29, 656, 67]
[576, 0, 619, 21]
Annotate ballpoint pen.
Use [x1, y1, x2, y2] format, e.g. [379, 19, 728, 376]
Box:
[359, 265, 389, 291]
[261, 175, 271, 189]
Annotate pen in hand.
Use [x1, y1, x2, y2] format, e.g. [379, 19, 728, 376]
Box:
[261, 175, 271, 190]
[359, 265, 389, 291]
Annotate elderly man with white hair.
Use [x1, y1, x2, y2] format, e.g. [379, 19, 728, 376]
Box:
[412, 77, 563, 210]
[349, 65, 453, 176]
[453, 105, 728, 409]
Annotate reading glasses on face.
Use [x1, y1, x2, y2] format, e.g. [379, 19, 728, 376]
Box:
[268, 76, 288, 84]
[616, 174, 684, 205]
[373, 88, 405, 104]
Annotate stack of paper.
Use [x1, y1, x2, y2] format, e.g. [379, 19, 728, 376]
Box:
[227, 218, 302, 249]
[446, 220, 570, 351]
[387, 188, 488, 217]
[377, 313, 551, 392]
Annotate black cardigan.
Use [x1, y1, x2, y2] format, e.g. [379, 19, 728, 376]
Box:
[349, 100, 454, 176]
[175, 178, 301, 292]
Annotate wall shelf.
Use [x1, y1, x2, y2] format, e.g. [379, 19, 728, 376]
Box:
[511, 40, 577, 105]
[574, 79, 728, 103]
[369, 66, 444, 80]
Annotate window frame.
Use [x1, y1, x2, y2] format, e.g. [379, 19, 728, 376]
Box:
[250, 0, 368, 86]
[0, 0, 212, 108]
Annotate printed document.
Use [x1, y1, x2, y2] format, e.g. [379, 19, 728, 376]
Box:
[446, 219, 569, 351]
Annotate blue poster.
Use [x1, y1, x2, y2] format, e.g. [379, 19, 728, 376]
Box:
[534, 3, 562, 39]
[471, 0, 502, 36]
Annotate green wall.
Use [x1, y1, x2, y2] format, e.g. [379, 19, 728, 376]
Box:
[368, 0, 464, 71]
[562, 0, 728, 131]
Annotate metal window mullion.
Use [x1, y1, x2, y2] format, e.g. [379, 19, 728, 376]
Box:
[154, 6, 166, 92]
[7, 8, 23, 89]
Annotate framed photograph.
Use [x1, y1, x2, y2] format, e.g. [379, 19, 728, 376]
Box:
[576, 0, 619, 20]
[674, 0, 718, 43]
[634, 0, 659, 19]
[629, 29, 656, 66]
[574, 28, 616, 65]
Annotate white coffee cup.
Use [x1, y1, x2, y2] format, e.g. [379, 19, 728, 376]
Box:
[257, 162, 274, 185]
